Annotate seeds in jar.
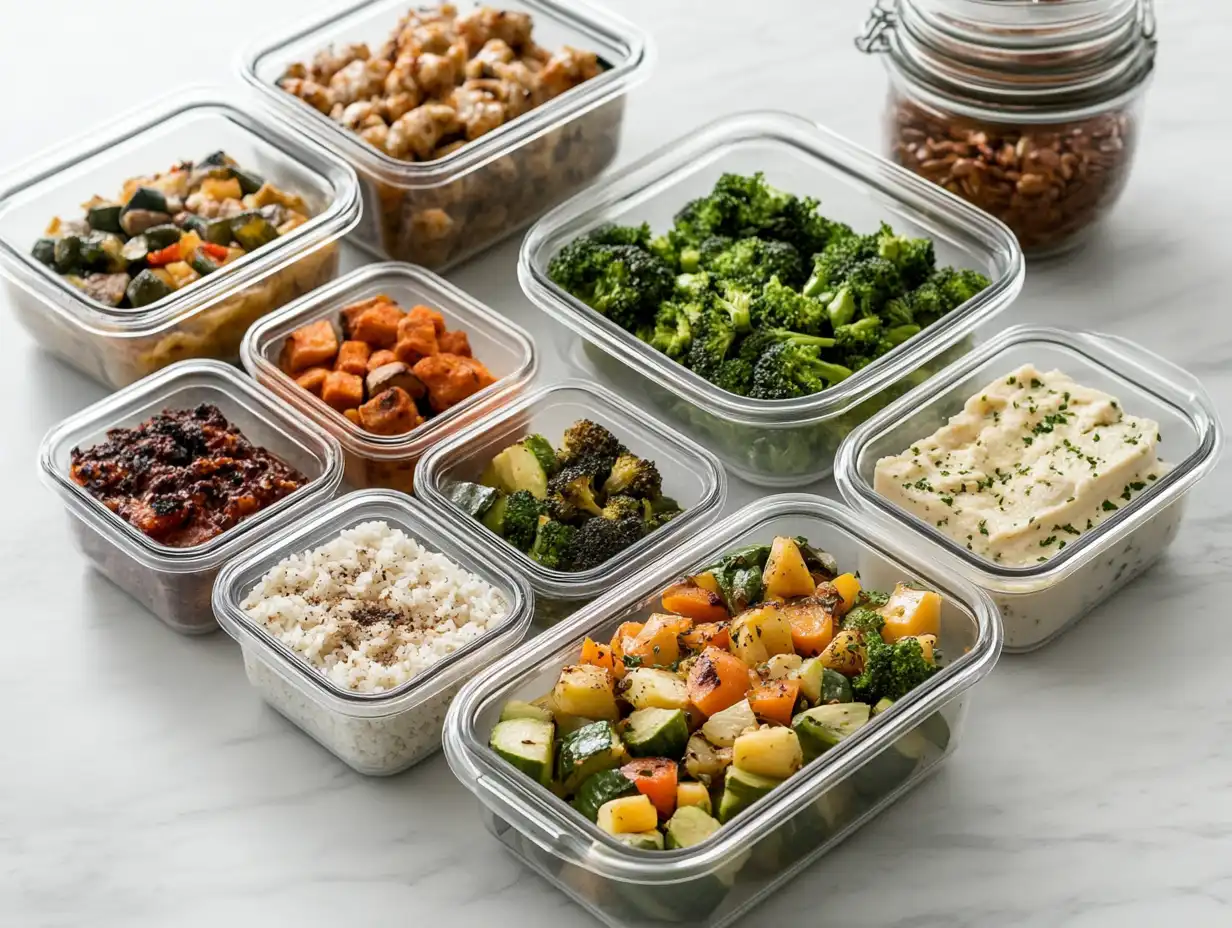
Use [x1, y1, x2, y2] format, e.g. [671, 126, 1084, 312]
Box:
[240, 520, 509, 693]
[873, 364, 1166, 567]
[69, 403, 306, 548]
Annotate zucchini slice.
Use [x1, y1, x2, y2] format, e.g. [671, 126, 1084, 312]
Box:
[123, 186, 169, 215]
[484, 440, 551, 499]
[449, 481, 501, 519]
[230, 213, 279, 251]
[125, 268, 175, 308]
[53, 234, 85, 273]
[572, 768, 638, 822]
[557, 721, 627, 794]
[143, 225, 182, 250]
[498, 700, 554, 724]
[86, 203, 124, 234]
[31, 237, 56, 266]
[717, 766, 781, 824]
[791, 702, 871, 762]
[623, 707, 689, 759]
[665, 805, 721, 849]
[490, 716, 554, 787]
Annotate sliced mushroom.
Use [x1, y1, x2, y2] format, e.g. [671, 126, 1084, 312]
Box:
[366, 361, 426, 401]
[119, 209, 172, 237]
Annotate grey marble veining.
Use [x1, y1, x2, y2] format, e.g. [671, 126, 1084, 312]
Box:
[1, 1, 1230, 925]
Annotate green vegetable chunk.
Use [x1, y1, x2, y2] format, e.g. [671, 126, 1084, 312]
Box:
[572, 769, 638, 821]
[665, 805, 722, 849]
[718, 766, 781, 824]
[623, 707, 689, 758]
[498, 700, 554, 724]
[230, 213, 279, 251]
[449, 480, 502, 518]
[490, 717, 554, 787]
[143, 225, 182, 250]
[125, 269, 174, 308]
[86, 203, 123, 234]
[557, 721, 627, 795]
[791, 702, 871, 762]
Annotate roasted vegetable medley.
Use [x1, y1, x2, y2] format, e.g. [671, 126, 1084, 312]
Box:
[32, 152, 310, 309]
[547, 172, 992, 398]
[448, 418, 682, 572]
[489, 536, 945, 849]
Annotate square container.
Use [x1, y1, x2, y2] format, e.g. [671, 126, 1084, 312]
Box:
[212, 490, 534, 776]
[835, 325, 1223, 652]
[39, 360, 345, 634]
[242, 261, 537, 493]
[443, 493, 1001, 928]
[0, 92, 360, 389]
[416, 381, 727, 626]
[519, 110, 1025, 487]
[241, 0, 652, 268]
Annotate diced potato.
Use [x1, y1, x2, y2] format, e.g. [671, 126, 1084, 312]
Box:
[178, 231, 203, 256]
[764, 653, 803, 680]
[729, 604, 795, 665]
[200, 177, 243, 201]
[762, 536, 816, 599]
[294, 367, 329, 396]
[831, 573, 861, 615]
[349, 301, 405, 348]
[819, 629, 863, 676]
[676, 781, 712, 815]
[624, 668, 690, 712]
[552, 664, 619, 720]
[732, 726, 804, 780]
[880, 583, 942, 642]
[163, 261, 200, 290]
[597, 795, 658, 835]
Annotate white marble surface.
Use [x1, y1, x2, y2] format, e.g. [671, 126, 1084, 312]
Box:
[2, 1, 1229, 925]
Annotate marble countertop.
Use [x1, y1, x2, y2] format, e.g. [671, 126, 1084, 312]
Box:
[2, 1, 1229, 925]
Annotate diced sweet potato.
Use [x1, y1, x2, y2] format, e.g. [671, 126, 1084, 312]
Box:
[358, 387, 424, 435]
[366, 361, 427, 400]
[320, 370, 364, 411]
[367, 349, 398, 372]
[294, 367, 330, 396]
[344, 408, 361, 424]
[438, 330, 472, 357]
[412, 353, 497, 413]
[407, 303, 446, 335]
[394, 316, 439, 365]
[282, 319, 338, 373]
[349, 302, 406, 348]
[340, 294, 395, 337]
[335, 340, 371, 375]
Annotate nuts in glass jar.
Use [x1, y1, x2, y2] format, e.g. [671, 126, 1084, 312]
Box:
[890, 98, 1136, 256]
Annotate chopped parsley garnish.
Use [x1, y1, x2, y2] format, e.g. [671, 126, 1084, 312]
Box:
[1101, 500, 1118, 512]
[978, 519, 989, 536]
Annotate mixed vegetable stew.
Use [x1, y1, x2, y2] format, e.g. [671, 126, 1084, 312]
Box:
[489, 536, 945, 849]
[32, 152, 311, 308]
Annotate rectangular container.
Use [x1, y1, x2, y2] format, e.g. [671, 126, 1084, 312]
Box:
[39, 360, 345, 634]
[241, 0, 652, 269]
[835, 325, 1223, 652]
[442, 494, 1001, 928]
[212, 490, 534, 776]
[0, 93, 360, 389]
[416, 381, 727, 626]
[242, 261, 537, 494]
[519, 110, 1025, 487]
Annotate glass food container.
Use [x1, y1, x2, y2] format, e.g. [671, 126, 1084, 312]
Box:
[443, 494, 1001, 928]
[212, 490, 534, 776]
[242, 261, 536, 494]
[416, 381, 727, 627]
[520, 111, 1024, 487]
[835, 325, 1221, 652]
[0, 93, 360, 389]
[858, 0, 1156, 258]
[241, 0, 652, 269]
[38, 360, 344, 635]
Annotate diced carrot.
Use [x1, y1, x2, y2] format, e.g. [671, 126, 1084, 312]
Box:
[283, 319, 339, 374]
[320, 370, 364, 411]
[335, 340, 371, 375]
[686, 646, 752, 717]
[357, 386, 422, 435]
[680, 622, 730, 653]
[367, 349, 398, 372]
[438, 329, 472, 357]
[407, 303, 447, 334]
[580, 636, 614, 671]
[294, 367, 329, 396]
[341, 295, 396, 338]
[783, 601, 835, 658]
[662, 580, 729, 623]
[620, 758, 678, 820]
[394, 316, 439, 365]
[200, 242, 229, 261]
[349, 302, 405, 348]
[624, 614, 693, 667]
[748, 679, 801, 727]
[609, 621, 644, 679]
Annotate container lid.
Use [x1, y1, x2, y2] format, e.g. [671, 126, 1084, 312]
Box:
[39, 359, 345, 573]
[212, 490, 534, 718]
[415, 380, 728, 602]
[858, 0, 1156, 118]
[242, 262, 537, 461]
[0, 90, 360, 338]
[835, 325, 1222, 593]
[240, 0, 653, 189]
[443, 494, 1002, 882]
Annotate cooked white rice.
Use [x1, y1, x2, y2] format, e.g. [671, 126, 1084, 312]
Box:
[240, 520, 509, 694]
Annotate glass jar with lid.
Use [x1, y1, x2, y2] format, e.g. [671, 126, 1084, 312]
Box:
[858, 0, 1156, 258]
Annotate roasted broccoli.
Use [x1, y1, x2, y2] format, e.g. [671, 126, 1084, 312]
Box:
[529, 516, 577, 570]
[558, 419, 625, 466]
[852, 632, 938, 703]
[503, 490, 547, 552]
[549, 464, 606, 518]
[603, 454, 663, 500]
[600, 495, 645, 521]
[565, 516, 648, 571]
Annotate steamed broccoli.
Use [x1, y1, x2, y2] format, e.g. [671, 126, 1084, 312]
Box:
[751, 276, 831, 335]
[603, 454, 663, 500]
[558, 419, 625, 466]
[873, 223, 936, 289]
[648, 301, 697, 360]
[547, 238, 674, 331]
[750, 339, 854, 399]
[852, 632, 938, 703]
[503, 491, 547, 552]
[584, 222, 653, 249]
[824, 257, 905, 327]
[738, 328, 837, 367]
[698, 236, 805, 288]
[565, 516, 648, 571]
[529, 516, 577, 570]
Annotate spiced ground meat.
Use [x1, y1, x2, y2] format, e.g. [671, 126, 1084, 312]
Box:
[70, 404, 305, 548]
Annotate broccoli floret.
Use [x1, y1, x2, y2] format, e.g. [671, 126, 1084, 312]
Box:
[585, 222, 652, 249]
[698, 236, 805, 288]
[842, 604, 886, 637]
[549, 464, 606, 518]
[545, 491, 579, 524]
[503, 490, 546, 551]
[750, 276, 830, 334]
[882, 295, 915, 328]
[565, 516, 647, 571]
[825, 257, 905, 327]
[852, 632, 938, 703]
[801, 233, 877, 299]
[648, 301, 697, 360]
[602, 454, 663, 499]
[872, 222, 936, 289]
[905, 267, 991, 327]
[546, 237, 610, 296]
[710, 356, 754, 395]
[750, 339, 854, 400]
[547, 239, 674, 332]
[674, 271, 714, 301]
[600, 494, 644, 521]
[529, 516, 577, 569]
[938, 267, 991, 309]
[738, 328, 837, 366]
[558, 419, 625, 465]
[682, 295, 750, 382]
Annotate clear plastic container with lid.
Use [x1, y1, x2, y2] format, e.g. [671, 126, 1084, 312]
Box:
[415, 381, 727, 627]
[242, 261, 537, 494]
[240, 0, 652, 269]
[442, 494, 1001, 928]
[858, 0, 1157, 257]
[520, 111, 1023, 487]
[0, 92, 361, 389]
[38, 359, 345, 635]
[212, 490, 534, 776]
[836, 325, 1222, 652]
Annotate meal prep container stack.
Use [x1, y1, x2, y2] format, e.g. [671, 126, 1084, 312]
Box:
[416, 381, 727, 625]
[243, 262, 536, 493]
[444, 494, 1001, 928]
[38, 360, 344, 634]
[836, 325, 1222, 652]
[241, 0, 652, 269]
[858, 0, 1156, 257]
[0, 94, 360, 389]
[520, 111, 1024, 488]
[212, 490, 534, 776]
